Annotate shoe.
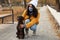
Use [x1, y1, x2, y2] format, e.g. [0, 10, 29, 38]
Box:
[25, 34, 29, 38]
[33, 30, 36, 36]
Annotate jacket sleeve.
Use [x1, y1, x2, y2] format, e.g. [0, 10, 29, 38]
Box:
[22, 10, 29, 20]
[26, 12, 40, 28]
[22, 10, 27, 18]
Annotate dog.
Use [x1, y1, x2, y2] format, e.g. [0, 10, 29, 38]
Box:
[16, 16, 25, 39]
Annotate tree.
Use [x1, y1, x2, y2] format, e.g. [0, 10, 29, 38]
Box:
[43, 0, 46, 5]
[23, 0, 27, 8]
[56, 0, 60, 11]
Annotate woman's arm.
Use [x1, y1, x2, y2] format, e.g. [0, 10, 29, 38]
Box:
[26, 12, 40, 28]
[22, 10, 27, 18]
[22, 10, 29, 20]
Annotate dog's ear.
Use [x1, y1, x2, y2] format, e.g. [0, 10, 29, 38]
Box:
[17, 16, 20, 20]
[17, 16, 24, 21]
[22, 16, 24, 20]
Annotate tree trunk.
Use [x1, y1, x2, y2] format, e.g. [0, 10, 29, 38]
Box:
[23, 0, 27, 8]
[56, 0, 60, 11]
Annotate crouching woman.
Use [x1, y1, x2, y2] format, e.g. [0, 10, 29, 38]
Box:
[22, 4, 40, 36]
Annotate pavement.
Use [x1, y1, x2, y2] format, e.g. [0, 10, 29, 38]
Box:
[0, 6, 59, 40]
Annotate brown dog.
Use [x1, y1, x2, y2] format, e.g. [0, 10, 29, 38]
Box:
[16, 16, 25, 39]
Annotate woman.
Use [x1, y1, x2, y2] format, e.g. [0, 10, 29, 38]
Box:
[22, 4, 40, 36]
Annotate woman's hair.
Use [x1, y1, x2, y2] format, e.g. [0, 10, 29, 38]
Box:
[26, 4, 38, 18]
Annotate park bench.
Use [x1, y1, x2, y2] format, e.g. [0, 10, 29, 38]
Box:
[47, 5, 60, 30]
[0, 9, 14, 24]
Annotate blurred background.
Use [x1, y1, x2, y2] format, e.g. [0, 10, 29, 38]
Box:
[0, 0, 60, 24]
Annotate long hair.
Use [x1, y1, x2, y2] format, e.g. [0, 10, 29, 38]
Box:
[26, 4, 38, 18]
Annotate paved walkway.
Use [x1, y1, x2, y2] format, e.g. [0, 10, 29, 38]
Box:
[0, 6, 59, 40]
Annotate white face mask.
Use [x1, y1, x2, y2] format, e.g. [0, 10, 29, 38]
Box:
[29, 7, 33, 12]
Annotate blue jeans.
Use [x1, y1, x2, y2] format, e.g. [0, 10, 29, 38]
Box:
[25, 19, 37, 31]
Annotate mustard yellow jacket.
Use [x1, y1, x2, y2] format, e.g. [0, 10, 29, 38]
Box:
[22, 10, 40, 28]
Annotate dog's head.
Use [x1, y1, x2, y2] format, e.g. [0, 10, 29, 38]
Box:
[17, 16, 24, 22]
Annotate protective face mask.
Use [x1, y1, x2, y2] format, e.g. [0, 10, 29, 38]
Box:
[29, 7, 33, 12]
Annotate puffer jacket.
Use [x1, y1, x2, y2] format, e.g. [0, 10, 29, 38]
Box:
[22, 10, 40, 28]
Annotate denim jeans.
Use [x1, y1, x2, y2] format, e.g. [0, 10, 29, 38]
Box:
[25, 19, 37, 31]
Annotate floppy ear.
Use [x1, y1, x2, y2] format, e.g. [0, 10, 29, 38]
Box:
[17, 16, 24, 21]
[22, 17, 24, 20]
[17, 16, 20, 21]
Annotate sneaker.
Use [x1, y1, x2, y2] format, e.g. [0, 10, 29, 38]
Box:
[25, 34, 29, 38]
[33, 30, 36, 36]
